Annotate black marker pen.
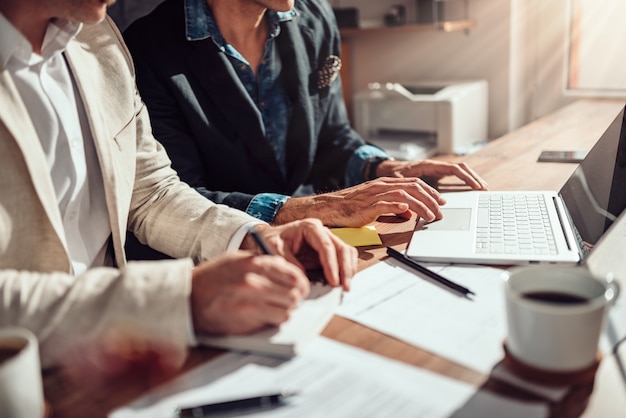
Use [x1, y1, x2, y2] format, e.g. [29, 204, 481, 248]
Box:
[177, 391, 297, 417]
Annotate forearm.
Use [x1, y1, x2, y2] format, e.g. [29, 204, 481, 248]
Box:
[129, 104, 256, 260]
[274, 195, 356, 227]
[0, 259, 194, 368]
[273, 195, 330, 225]
[375, 159, 408, 178]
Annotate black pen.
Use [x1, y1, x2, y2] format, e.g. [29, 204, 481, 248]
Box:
[386, 247, 475, 297]
[248, 225, 274, 255]
[248, 226, 344, 302]
[177, 391, 297, 417]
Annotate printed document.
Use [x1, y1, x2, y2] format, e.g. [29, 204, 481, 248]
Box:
[336, 259, 626, 376]
[110, 337, 547, 418]
[336, 260, 508, 374]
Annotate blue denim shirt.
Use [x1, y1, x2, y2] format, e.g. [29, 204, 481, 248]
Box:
[184, 0, 388, 222]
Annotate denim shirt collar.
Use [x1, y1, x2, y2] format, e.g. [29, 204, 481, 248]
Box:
[184, 0, 297, 42]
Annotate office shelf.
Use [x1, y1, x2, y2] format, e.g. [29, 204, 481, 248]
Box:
[339, 0, 474, 37]
[340, 19, 476, 38]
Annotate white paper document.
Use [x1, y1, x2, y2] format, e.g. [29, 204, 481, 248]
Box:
[336, 260, 508, 374]
[110, 337, 547, 418]
[336, 259, 626, 377]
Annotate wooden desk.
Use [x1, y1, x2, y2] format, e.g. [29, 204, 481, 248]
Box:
[43, 99, 626, 417]
[328, 98, 626, 417]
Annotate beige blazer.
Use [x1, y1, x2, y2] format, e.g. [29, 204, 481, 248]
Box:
[0, 17, 256, 367]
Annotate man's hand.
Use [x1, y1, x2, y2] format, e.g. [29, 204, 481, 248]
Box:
[242, 219, 358, 290]
[377, 159, 489, 191]
[275, 177, 446, 227]
[190, 252, 311, 336]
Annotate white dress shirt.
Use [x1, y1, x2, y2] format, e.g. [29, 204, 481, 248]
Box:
[1, 15, 110, 275]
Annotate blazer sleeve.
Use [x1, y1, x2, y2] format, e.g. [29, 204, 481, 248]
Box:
[310, 75, 367, 191]
[0, 259, 194, 368]
[293, 0, 369, 192]
[125, 91, 256, 259]
[103, 17, 257, 258]
[123, 30, 257, 213]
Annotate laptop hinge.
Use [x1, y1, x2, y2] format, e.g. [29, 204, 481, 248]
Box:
[554, 195, 588, 260]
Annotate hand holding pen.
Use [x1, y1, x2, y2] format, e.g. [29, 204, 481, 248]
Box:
[248, 225, 276, 255]
[243, 221, 357, 291]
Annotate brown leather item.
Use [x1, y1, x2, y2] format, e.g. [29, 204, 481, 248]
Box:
[502, 342, 601, 386]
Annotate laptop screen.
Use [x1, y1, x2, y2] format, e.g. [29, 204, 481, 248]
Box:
[559, 106, 626, 245]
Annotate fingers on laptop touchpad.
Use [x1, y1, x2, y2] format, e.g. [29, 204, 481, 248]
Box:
[420, 208, 472, 231]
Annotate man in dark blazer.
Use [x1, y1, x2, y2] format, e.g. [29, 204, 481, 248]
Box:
[123, 0, 487, 232]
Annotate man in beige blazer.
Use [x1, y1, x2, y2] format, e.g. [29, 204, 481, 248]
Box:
[0, 0, 356, 368]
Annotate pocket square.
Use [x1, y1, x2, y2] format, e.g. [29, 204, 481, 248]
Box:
[317, 55, 342, 90]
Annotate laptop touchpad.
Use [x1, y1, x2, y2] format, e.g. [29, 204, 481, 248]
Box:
[422, 208, 472, 231]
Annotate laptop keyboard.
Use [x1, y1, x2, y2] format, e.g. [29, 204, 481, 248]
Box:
[475, 194, 558, 255]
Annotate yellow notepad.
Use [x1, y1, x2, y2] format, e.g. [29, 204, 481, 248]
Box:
[330, 225, 382, 247]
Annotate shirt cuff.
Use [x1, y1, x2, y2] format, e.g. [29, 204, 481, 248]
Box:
[346, 145, 390, 186]
[245, 193, 290, 223]
[187, 311, 199, 346]
[178, 259, 198, 347]
[226, 220, 266, 253]
[191, 220, 269, 344]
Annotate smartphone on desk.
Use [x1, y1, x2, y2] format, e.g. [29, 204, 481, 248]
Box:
[537, 150, 588, 163]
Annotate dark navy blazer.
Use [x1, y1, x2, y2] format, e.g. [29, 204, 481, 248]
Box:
[123, 0, 367, 214]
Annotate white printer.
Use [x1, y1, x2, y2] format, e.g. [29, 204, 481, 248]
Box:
[353, 80, 488, 159]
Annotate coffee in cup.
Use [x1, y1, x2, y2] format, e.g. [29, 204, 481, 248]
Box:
[0, 346, 23, 364]
[503, 265, 619, 375]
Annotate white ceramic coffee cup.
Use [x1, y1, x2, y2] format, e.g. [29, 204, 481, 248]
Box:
[504, 265, 619, 372]
[0, 327, 44, 418]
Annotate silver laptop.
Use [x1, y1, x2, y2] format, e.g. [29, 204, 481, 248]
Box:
[406, 106, 626, 265]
